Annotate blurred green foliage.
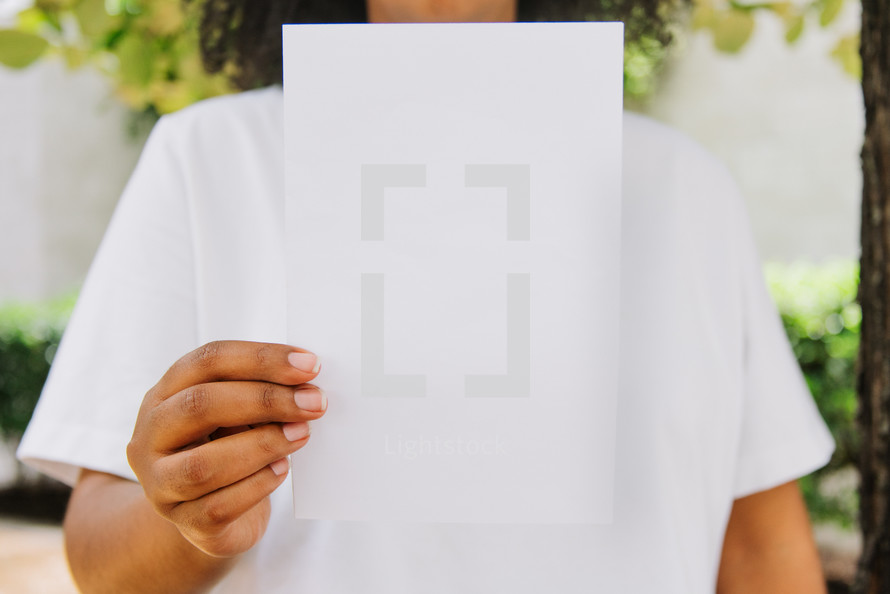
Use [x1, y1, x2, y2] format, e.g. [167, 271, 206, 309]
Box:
[0, 0, 234, 115]
[0, 1, 688, 111]
[0, 28, 49, 68]
[692, 0, 861, 78]
[624, 30, 673, 98]
[766, 260, 860, 527]
[0, 0, 861, 112]
[0, 294, 75, 439]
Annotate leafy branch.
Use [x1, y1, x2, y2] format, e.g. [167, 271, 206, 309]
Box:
[0, 0, 233, 115]
[692, 0, 861, 78]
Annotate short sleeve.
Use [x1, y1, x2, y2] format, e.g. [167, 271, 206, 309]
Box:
[731, 202, 836, 498]
[17, 116, 200, 486]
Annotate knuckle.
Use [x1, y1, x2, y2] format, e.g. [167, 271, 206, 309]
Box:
[126, 433, 156, 484]
[144, 384, 163, 404]
[125, 440, 138, 469]
[125, 440, 145, 478]
[259, 383, 277, 413]
[256, 427, 280, 457]
[144, 463, 175, 505]
[200, 498, 233, 528]
[172, 507, 202, 535]
[254, 343, 273, 367]
[152, 501, 175, 522]
[180, 450, 212, 488]
[154, 462, 179, 501]
[151, 361, 182, 399]
[194, 341, 223, 371]
[180, 385, 210, 419]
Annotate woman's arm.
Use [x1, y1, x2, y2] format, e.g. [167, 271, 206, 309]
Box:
[64, 340, 326, 594]
[65, 470, 236, 594]
[717, 480, 826, 593]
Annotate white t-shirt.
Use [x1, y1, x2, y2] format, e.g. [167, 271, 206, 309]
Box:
[19, 87, 834, 593]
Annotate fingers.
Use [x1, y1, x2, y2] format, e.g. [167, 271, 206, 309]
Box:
[169, 464, 290, 557]
[125, 340, 326, 558]
[150, 341, 321, 403]
[149, 381, 326, 451]
[150, 423, 311, 505]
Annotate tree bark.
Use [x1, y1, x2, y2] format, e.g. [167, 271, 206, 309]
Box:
[855, 1, 890, 592]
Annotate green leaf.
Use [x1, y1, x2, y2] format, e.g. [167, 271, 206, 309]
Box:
[691, 0, 716, 30]
[766, 2, 793, 19]
[15, 8, 51, 34]
[0, 29, 50, 69]
[785, 14, 805, 43]
[61, 45, 87, 69]
[74, 0, 118, 38]
[115, 34, 154, 85]
[831, 34, 861, 79]
[713, 10, 756, 53]
[820, 0, 844, 27]
[144, 0, 185, 37]
[105, 0, 127, 16]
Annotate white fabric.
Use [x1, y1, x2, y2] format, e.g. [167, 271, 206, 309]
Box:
[18, 87, 835, 593]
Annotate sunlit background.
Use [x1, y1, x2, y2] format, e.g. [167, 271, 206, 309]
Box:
[0, 0, 864, 591]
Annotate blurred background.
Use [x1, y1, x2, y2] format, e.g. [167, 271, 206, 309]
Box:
[0, 0, 864, 591]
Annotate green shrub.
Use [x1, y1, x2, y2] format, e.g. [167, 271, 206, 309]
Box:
[0, 294, 75, 440]
[766, 260, 860, 527]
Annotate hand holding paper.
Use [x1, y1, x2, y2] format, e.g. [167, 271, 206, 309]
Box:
[126, 341, 324, 557]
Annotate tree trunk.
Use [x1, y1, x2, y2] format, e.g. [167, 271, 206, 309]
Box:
[855, 1, 890, 592]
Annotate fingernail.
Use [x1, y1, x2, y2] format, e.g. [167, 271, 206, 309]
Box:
[288, 352, 320, 374]
[283, 421, 311, 442]
[295, 388, 326, 412]
[270, 458, 289, 476]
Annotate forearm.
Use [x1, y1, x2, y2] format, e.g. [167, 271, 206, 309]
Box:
[64, 470, 236, 594]
[716, 481, 826, 593]
[716, 557, 826, 593]
[716, 539, 826, 593]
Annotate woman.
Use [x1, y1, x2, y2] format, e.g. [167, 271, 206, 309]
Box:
[19, 1, 833, 592]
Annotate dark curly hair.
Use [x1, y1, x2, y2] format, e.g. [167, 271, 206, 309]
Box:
[193, 0, 683, 91]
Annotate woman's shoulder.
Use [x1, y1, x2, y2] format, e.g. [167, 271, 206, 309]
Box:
[623, 111, 735, 182]
[161, 86, 283, 125]
[622, 110, 746, 221]
[153, 86, 284, 150]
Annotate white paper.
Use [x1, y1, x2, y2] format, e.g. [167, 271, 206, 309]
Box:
[284, 22, 623, 524]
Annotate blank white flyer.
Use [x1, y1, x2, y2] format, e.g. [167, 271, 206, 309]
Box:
[284, 22, 623, 524]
